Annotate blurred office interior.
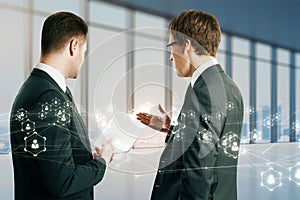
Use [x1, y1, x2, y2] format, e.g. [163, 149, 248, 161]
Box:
[0, 0, 299, 199]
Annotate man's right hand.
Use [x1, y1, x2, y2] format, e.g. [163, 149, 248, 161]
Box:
[136, 104, 171, 133]
[93, 139, 114, 164]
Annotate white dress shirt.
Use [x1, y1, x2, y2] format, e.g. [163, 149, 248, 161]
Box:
[34, 63, 67, 92]
[191, 58, 219, 87]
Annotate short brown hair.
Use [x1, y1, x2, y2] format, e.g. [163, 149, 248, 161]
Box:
[41, 12, 88, 56]
[168, 10, 221, 57]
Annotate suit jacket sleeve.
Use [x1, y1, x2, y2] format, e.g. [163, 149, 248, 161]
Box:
[31, 90, 106, 198]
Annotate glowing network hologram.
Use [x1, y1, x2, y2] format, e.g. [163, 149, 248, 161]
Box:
[220, 131, 240, 159]
[226, 102, 234, 110]
[52, 97, 60, 108]
[64, 101, 71, 108]
[15, 108, 28, 121]
[42, 102, 52, 113]
[198, 129, 213, 144]
[187, 110, 196, 119]
[215, 111, 224, 120]
[261, 167, 282, 191]
[18, 98, 72, 156]
[24, 131, 46, 157]
[289, 162, 300, 185]
[38, 111, 47, 120]
[247, 106, 255, 114]
[263, 117, 272, 128]
[21, 119, 35, 135]
[272, 113, 281, 122]
[202, 114, 211, 122]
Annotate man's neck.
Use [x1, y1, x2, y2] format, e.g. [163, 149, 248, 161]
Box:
[40, 55, 67, 79]
[191, 55, 215, 70]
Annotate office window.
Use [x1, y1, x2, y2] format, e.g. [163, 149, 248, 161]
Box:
[87, 28, 127, 141]
[32, 15, 44, 67]
[217, 33, 226, 71]
[232, 36, 250, 56]
[34, 0, 81, 14]
[134, 36, 165, 112]
[277, 48, 290, 142]
[295, 53, 300, 141]
[135, 11, 166, 37]
[133, 13, 168, 148]
[256, 43, 272, 143]
[0, 7, 25, 153]
[0, 0, 23, 6]
[89, 1, 126, 29]
[232, 37, 250, 143]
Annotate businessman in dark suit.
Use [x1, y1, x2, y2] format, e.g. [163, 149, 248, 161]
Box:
[137, 10, 244, 200]
[10, 12, 114, 200]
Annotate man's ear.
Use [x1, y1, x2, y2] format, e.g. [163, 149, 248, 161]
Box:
[69, 38, 79, 56]
[184, 39, 191, 53]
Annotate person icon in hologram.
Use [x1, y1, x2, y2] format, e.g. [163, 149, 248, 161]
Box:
[25, 124, 31, 130]
[231, 142, 239, 152]
[267, 174, 275, 185]
[61, 114, 66, 122]
[31, 139, 39, 149]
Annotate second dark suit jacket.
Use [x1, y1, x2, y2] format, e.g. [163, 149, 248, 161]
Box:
[151, 64, 244, 200]
[10, 69, 106, 200]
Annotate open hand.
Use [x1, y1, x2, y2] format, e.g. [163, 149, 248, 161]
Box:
[136, 104, 171, 133]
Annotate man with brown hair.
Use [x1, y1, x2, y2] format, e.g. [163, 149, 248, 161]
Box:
[10, 12, 114, 200]
[137, 10, 243, 200]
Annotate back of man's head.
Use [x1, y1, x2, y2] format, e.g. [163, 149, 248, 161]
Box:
[41, 12, 88, 56]
[168, 10, 221, 57]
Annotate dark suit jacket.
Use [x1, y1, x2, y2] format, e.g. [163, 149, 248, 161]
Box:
[151, 65, 244, 200]
[10, 68, 106, 200]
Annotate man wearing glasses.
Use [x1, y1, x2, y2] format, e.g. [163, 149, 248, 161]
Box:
[137, 10, 244, 200]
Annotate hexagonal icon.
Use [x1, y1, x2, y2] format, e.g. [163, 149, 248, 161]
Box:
[270, 114, 280, 127]
[220, 131, 240, 159]
[38, 111, 47, 120]
[263, 117, 272, 128]
[202, 114, 211, 122]
[289, 162, 300, 185]
[21, 119, 35, 135]
[52, 97, 60, 108]
[57, 112, 71, 126]
[187, 110, 196, 119]
[261, 167, 282, 191]
[63, 101, 71, 109]
[226, 102, 234, 110]
[24, 132, 46, 157]
[247, 106, 255, 114]
[215, 111, 224, 120]
[42, 102, 52, 113]
[198, 129, 213, 144]
[55, 107, 67, 118]
[272, 113, 281, 122]
[15, 108, 28, 121]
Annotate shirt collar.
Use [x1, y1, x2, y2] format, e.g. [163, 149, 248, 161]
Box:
[191, 58, 219, 87]
[34, 63, 67, 92]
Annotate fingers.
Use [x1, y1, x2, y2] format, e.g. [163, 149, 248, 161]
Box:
[136, 113, 152, 125]
[158, 104, 166, 115]
[95, 146, 101, 153]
